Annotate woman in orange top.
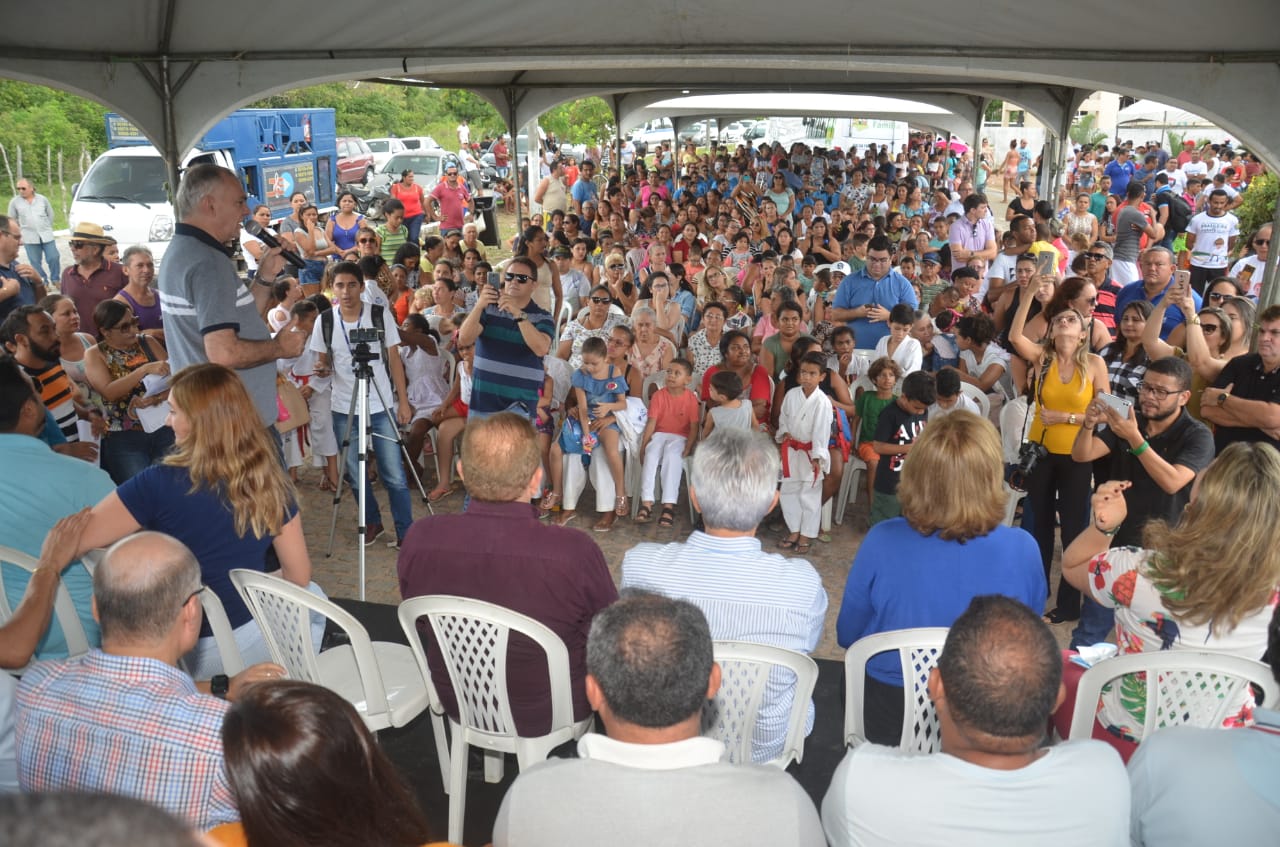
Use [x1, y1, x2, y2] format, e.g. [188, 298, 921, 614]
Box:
[1009, 272, 1108, 625]
[391, 169, 428, 246]
[208, 680, 454, 847]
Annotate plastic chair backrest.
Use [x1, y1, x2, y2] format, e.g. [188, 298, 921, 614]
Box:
[397, 595, 574, 738]
[1068, 649, 1279, 742]
[843, 627, 949, 753]
[439, 347, 457, 392]
[230, 569, 391, 721]
[184, 587, 245, 677]
[642, 370, 667, 405]
[0, 545, 91, 673]
[704, 640, 819, 767]
[959, 382, 991, 418]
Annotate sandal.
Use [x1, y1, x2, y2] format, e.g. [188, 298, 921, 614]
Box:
[777, 535, 799, 551]
[552, 509, 577, 527]
[634, 503, 654, 524]
[538, 491, 561, 516]
[795, 539, 812, 555]
[594, 511, 617, 532]
[614, 496, 628, 517]
[319, 477, 336, 492]
[428, 483, 457, 503]
[658, 505, 676, 528]
[1042, 608, 1079, 625]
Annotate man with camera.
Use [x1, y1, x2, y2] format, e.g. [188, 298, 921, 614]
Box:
[1069, 356, 1213, 647]
[309, 261, 413, 548]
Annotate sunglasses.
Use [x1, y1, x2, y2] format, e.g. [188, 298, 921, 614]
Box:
[1207, 292, 1230, 301]
[68, 241, 86, 248]
[357, 238, 377, 244]
[590, 296, 612, 304]
[607, 264, 625, 270]
[1084, 253, 1108, 261]
[109, 319, 139, 331]
[445, 171, 459, 176]
[1255, 239, 1270, 246]
[504, 272, 533, 283]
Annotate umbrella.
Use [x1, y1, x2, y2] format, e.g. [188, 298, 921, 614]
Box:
[935, 138, 970, 153]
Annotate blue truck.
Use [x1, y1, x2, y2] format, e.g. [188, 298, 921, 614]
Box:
[72, 108, 339, 262]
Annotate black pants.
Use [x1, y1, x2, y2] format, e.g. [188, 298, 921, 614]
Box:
[1188, 265, 1223, 296]
[1021, 451, 1091, 617]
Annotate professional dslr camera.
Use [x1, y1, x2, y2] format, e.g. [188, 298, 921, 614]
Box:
[1005, 440, 1048, 493]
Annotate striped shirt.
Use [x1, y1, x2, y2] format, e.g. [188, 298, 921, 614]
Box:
[470, 302, 554, 416]
[24, 360, 79, 440]
[621, 531, 827, 763]
[16, 650, 236, 829]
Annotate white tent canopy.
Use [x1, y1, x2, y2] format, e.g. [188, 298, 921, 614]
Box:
[1118, 99, 1214, 128]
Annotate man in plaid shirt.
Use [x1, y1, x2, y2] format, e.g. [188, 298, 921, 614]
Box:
[15, 531, 283, 829]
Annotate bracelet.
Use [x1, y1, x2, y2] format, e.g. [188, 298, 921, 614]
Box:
[1130, 440, 1150, 457]
[1094, 520, 1120, 537]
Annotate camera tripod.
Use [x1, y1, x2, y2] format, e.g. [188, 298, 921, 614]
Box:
[324, 338, 430, 600]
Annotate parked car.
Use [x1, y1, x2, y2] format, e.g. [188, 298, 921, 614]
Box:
[721, 120, 756, 144]
[336, 136, 376, 185]
[677, 120, 716, 146]
[398, 135, 441, 152]
[365, 137, 407, 170]
[640, 119, 675, 147]
[379, 149, 463, 195]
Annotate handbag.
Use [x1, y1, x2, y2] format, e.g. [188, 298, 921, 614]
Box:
[275, 376, 311, 434]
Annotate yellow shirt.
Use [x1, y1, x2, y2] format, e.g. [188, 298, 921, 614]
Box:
[1028, 358, 1092, 454]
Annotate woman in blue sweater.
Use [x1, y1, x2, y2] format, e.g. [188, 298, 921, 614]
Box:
[836, 410, 1046, 745]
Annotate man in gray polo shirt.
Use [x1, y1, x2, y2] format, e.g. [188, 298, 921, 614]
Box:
[157, 164, 304, 428]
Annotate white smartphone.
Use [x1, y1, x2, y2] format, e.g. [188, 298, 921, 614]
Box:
[1097, 392, 1133, 417]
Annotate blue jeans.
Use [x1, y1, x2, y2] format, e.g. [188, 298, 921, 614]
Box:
[100, 427, 176, 485]
[1071, 597, 1116, 650]
[302, 259, 327, 286]
[24, 240, 60, 283]
[405, 214, 425, 246]
[331, 408, 413, 542]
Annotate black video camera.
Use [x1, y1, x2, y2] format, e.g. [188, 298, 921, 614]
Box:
[1005, 441, 1048, 493]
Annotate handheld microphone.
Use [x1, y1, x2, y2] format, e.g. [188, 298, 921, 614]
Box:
[243, 221, 307, 270]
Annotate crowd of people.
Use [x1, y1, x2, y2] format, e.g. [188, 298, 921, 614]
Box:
[0, 128, 1278, 846]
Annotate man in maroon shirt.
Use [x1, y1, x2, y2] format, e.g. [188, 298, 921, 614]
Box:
[59, 222, 126, 336]
[397, 412, 618, 735]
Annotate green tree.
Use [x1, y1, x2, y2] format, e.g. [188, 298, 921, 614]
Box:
[540, 97, 615, 144]
[1069, 113, 1107, 146]
[1234, 172, 1277, 251]
[984, 100, 1004, 123]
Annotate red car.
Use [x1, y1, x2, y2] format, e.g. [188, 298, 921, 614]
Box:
[336, 136, 376, 185]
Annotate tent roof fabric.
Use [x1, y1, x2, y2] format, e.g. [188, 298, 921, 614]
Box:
[2, 1, 1277, 164]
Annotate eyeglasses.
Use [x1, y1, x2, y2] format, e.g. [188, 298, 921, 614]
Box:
[589, 296, 612, 304]
[504, 272, 533, 283]
[109, 319, 139, 331]
[180, 585, 207, 610]
[1199, 323, 1220, 335]
[1084, 253, 1108, 261]
[68, 241, 86, 248]
[1207, 292, 1231, 301]
[0, 230, 17, 240]
[1255, 239, 1270, 246]
[1137, 381, 1179, 399]
[357, 238, 377, 244]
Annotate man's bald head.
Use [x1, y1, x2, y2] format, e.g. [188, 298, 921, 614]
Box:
[459, 413, 542, 502]
[94, 532, 202, 644]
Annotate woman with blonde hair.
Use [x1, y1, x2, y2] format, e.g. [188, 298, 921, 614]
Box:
[1057, 442, 1280, 744]
[1009, 268, 1109, 625]
[78, 363, 320, 677]
[836, 410, 1046, 745]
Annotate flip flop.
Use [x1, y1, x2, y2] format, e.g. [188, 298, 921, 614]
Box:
[777, 536, 799, 551]
[427, 484, 456, 503]
[795, 539, 812, 555]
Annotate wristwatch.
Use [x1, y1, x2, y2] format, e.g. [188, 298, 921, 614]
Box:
[513, 311, 528, 323]
[210, 674, 230, 699]
[1217, 391, 1230, 406]
[1069, 413, 1078, 425]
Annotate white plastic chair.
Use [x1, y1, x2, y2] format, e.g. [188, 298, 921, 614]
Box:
[0, 545, 91, 676]
[641, 369, 667, 405]
[398, 595, 593, 845]
[1001, 482, 1026, 527]
[959, 382, 991, 419]
[178, 587, 246, 678]
[833, 454, 869, 526]
[703, 640, 818, 768]
[230, 569, 428, 732]
[554, 300, 572, 340]
[843, 628, 950, 753]
[1068, 650, 1279, 743]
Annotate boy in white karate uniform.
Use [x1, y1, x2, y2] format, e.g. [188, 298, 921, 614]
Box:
[775, 351, 833, 553]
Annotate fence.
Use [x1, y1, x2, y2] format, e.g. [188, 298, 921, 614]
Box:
[0, 143, 96, 230]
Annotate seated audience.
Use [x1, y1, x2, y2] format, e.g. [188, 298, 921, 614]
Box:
[0, 792, 207, 847]
[622, 428, 826, 762]
[837, 411, 1045, 744]
[397, 412, 618, 736]
[15, 532, 283, 829]
[493, 590, 825, 846]
[822, 595, 1129, 847]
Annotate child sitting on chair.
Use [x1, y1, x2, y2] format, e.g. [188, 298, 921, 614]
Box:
[635, 359, 700, 528]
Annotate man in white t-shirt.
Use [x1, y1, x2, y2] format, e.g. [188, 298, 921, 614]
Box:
[310, 261, 413, 547]
[821, 595, 1129, 847]
[1184, 189, 1240, 294]
[1180, 148, 1209, 181]
[456, 119, 470, 149]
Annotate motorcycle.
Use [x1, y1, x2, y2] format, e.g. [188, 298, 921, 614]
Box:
[346, 173, 392, 220]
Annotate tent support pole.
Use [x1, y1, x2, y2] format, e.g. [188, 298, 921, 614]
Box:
[159, 56, 181, 205]
[612, 95, 624, 180]
[502, 87, 523, 222]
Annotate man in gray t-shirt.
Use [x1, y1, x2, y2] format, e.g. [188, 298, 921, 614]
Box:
[1111, 181, 1163, 286]
[157, 165, 304, 428]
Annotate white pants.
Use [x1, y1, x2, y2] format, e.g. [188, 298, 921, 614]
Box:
[307, 387, 338, 462]
[641, 433, 687, 504]
[563, 449, 624, 512]
[781, 477, 824, 538]
[1111, 259, 1140, 285]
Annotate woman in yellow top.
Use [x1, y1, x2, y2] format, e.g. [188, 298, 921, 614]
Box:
[208, 680, 455, 847]
[1010, 272, 1108, 625]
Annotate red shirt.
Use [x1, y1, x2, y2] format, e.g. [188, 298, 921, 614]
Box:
[430, 178, 472, 230]
[390, 181, 425, 218]
[649, 386, 700, 437]
[59, 259, 126, 336]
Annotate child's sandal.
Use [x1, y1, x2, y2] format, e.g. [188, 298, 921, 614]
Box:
[658, 505, 676, 528]
[614, 496, 628, 516]
[634, 504, 654, 523]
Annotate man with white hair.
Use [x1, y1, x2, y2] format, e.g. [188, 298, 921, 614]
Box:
[620, 428, 826, 763]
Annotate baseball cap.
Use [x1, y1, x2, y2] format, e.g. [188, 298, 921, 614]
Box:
[830, 261, 852, 276]
[550, 246, 572, 259]
[922, 252, 941, 266]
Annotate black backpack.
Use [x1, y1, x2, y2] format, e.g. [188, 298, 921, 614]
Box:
[1164, 192, 1192, 234]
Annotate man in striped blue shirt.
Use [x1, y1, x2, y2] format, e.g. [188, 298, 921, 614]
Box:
[620, 428, 827, 763]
